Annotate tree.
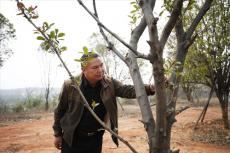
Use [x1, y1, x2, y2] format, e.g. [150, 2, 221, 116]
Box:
[0, 13, 16, 67]
[16, 0, 213, 152]
[38, 42, 57, 111]
[177, 0, 230, 129]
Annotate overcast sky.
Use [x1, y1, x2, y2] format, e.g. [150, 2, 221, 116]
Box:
[0, 0, 166, 90]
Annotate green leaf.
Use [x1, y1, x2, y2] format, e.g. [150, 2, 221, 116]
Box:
[166, 88, 173, 93]
[130, 10, 137, 13]
[89, 52, 96, 56]
[113, 127, 118, 132]
[58, 33, 65, 37]
[83, 46, 88, 55]
[61, 46, 67, 51]
[130, 2, 136, 4]
[28, 7, 32, 13]
[74, 77, 78, 81]
[76, 80, 80, 86]
[97, 128, 105, 132]
[55, 29, 59, 34]
[176, 72, 179, 78]
[34, 32, 39, 34]
[44, 22, 48, 27]
[44, 41, 47, 46]
[58, 64, 63, 67]
[50, 31, 55, 38]
[91, 101, 99, 110]
[133, 17, 137, 23]
[37, 36, 45, 40]
[16, 13, 23, 15]
[32, 15, 39, 19]
[45, 45, 50, 51]
[74, 59, 82, 62]
[49, 23, 55, 27]
[159, 10, 165, 16]
[175, 61, 181, 65]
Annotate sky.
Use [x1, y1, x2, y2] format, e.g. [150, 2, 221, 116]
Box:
[0, 0, 166, 90]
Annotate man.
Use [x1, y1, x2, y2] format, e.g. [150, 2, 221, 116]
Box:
[53, 53, 156, 153]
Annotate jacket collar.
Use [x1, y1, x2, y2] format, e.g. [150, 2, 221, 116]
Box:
[77, 73, 109, 90]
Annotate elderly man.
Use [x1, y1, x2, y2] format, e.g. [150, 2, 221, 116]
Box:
[53, 53, 156, 153]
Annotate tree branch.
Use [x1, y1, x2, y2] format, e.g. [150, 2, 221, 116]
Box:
[185, 0, 214, 42]
[136, 53, 150, 60]
[140, 0, 159, 51]
[77, 0, 141, 56]
[175, 106, 190, 115]
[92, 0, 126, 63]
[186, 33, 198, 48]
[172, 149, 180, 153]
[160, 0, 183, 48]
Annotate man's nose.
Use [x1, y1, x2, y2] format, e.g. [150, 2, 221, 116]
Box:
[98, 67, 103, 72]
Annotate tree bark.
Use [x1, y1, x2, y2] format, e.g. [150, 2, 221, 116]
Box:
[216, 91, 229, 129]
[181, 85, 194, 103]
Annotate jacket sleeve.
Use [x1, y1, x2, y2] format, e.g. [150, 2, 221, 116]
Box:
[112, 77, 155, 98]
[52, 81, 68, 136]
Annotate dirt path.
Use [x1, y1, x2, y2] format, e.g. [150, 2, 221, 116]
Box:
[0, 105, 229, 153]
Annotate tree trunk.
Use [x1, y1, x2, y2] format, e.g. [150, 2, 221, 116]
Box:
[215, 91, 229, 129]
[45, 93, 49, 112]
[182, 85, 194, 102]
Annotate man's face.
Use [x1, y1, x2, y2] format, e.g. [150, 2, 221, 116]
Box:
[81, 57, 105, 83]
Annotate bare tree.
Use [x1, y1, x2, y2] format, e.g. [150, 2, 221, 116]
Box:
[38, 43, 57, 111]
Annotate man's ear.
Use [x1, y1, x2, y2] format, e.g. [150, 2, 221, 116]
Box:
[81, 67, 85, 72]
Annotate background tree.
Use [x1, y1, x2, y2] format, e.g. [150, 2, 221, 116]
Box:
[38, 42, 57, 111]
[167, 0, 230, 129]
[0, 13, 16, 67]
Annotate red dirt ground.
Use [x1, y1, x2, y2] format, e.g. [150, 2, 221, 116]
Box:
[0, 105, 229, 153]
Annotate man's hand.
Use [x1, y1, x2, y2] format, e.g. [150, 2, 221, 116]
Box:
[54, 136, 62, 150]
[150, 76, 169, 93]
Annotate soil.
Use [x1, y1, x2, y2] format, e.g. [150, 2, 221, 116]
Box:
[0, 104, 230, 153]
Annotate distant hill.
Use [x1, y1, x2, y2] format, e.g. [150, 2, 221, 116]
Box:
[0, 87, 61, 96]
[0, 87, 61, 104]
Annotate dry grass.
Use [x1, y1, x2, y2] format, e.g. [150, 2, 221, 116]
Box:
[0, 110, 53, 126]
[177, 97, 221, 108]
[190, 119, 230, 145]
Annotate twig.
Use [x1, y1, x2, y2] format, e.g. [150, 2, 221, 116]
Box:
[16, 1, 137, 152]
[172, 149, 180, 153]
[77, 0, 140, 56]
[175, 106, 190, 115]
[92, 0, 126, 63]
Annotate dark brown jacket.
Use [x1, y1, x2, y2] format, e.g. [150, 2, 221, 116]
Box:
[52, 73, 154, 147]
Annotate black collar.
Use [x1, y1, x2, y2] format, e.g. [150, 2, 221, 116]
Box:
[77, 73, 109, 89]
[83, 75, 101, 87]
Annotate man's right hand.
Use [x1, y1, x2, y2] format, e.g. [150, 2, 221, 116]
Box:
[54, 136, 62, 150]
